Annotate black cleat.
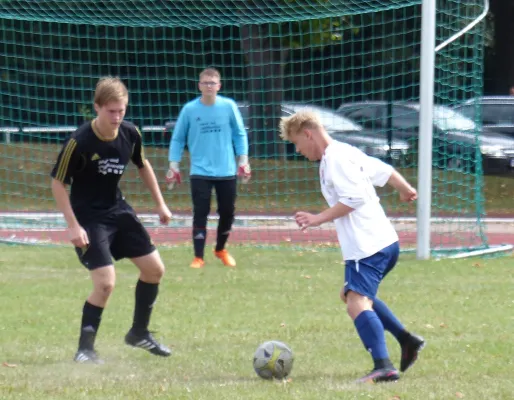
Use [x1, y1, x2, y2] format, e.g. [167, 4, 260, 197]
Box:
[400, 333, 425, 372]
[74, 349, 104, 364]
[125, 330, 171, 357]
[356, 367, 400, 384]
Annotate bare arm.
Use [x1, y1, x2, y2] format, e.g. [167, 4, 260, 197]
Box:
[387, 169, 417, 202]
[138, 160, 166, 207]
[313, 202, 354, 225]
[51, 178, 80, 228]
[295, 202, 354, 231]
[138, 160, 172, 224]
[51, 178, 89, 247]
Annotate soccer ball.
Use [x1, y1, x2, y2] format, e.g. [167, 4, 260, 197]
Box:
[253, 340, 294, 380]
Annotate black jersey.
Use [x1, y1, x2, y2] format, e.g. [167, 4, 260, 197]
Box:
[51, 120, 146, 222]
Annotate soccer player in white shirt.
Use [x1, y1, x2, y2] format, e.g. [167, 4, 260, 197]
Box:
[279, 110, 425, 383]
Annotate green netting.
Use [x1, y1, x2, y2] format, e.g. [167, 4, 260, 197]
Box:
[0, 0, 494, 255]
[0, 1, 419, 27]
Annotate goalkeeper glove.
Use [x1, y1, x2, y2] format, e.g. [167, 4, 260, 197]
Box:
[165, 161, 182, 190]
[237, 155, 251, 184]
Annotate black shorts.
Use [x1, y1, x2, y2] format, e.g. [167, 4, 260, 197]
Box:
[75, 205, 156, 270]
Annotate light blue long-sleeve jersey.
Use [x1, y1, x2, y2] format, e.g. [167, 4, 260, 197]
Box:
[168, 96, 249, 178]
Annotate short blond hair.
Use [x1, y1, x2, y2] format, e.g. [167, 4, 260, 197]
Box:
[199, 67, 221, 81]
[94, 76, 128, 106]
[279, 110, 323, 141]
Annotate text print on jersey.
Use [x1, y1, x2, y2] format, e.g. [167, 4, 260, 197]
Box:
[98, 158, 125, 175]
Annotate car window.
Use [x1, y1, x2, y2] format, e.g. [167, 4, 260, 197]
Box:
[456, 104, 474, 119]
[482, 104, 514, 125]
[347, 107, 377, 121]
[391, 106, 419, 129]
[371, 106, 419, 130]
[345, 106, 385, 130]
[455, 103, 514, 126]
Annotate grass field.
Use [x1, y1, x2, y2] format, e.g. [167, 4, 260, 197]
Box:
[1, 245, 513, 399]
[0, 143, 513, 215]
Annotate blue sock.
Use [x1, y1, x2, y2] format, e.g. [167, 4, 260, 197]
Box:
[354, 310, 390, 365]
[373, 298, 406, 341]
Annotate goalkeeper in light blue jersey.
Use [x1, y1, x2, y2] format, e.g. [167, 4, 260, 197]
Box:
[166, 67, 250, 269]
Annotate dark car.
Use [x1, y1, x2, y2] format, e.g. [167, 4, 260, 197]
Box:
[336, 101, 514, 175]
[453, 96, 514, 137]
[163, 102, 410, 164]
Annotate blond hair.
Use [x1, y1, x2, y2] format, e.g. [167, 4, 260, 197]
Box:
[199, 67, 221, 81]
[94, 76, 129, 106]
[279, 109, 324, 141]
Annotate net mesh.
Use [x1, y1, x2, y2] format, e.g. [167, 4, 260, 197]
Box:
[0, 0, 493, 254]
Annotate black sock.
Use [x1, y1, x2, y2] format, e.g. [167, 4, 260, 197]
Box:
[132, 280, 159, 335]
[374, 358, 394, 370]
[215, 229, 230, 252]
[79, 301, 103, 350]
[397, 330, 411, 346]
[193, 228, 207, 258]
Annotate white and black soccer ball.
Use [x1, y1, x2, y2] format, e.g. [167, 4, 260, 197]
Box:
[253, 340, 294, 380]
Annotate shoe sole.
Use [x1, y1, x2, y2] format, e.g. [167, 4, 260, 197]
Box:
[126, 343, 171, 357]
[190, 259, 205, 268]
[357, 372, 400, 384]
[74, 354, 104, 364]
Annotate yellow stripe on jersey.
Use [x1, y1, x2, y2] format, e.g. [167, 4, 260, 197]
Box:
[56, 138, 77, 182]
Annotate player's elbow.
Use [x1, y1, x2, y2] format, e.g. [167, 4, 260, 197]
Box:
[51, 178, 69, 203]
[139, 159, 151, 170]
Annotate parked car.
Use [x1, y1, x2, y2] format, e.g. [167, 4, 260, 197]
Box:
[164, 102, 411, 164]
[453, 96, 514, 137]
[336, 101, 514, 174]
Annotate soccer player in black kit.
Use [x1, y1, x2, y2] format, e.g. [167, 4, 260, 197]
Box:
[51, 77, 172, 363]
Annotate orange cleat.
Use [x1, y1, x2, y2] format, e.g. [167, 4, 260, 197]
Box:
[214, 249, 236, 268]
[190, 257, 205, 269]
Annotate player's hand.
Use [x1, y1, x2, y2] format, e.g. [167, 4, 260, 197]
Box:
[237, 164, 251, 184]
[156, 203, 172, 225]
[237, 155, 251, 184]
[165, 161, 182, 190]
[399, 186, 417, 202]
[295, 211, 320, 231]
[68, 225, 89, 248]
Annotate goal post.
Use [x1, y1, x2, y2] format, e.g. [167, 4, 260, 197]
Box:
[416, 0, 436, 260]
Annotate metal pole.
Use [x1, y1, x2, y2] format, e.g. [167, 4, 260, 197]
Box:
[416, 0, 436, 260]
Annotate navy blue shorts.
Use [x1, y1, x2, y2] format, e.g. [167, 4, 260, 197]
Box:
[343, 241, 400, 300]
[75, 205, 155, 270]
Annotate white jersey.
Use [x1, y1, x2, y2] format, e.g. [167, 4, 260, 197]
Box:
[320, 140, 398, 261]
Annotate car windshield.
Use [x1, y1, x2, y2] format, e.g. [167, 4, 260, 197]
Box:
[410, 104, 477, 131]
[287, 104, 362, 132]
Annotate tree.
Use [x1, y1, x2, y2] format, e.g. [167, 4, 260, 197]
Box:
[240, 0, 345, 158]
[490, 0, 514, 94]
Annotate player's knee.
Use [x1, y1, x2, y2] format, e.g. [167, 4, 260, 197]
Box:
[218, 212, 234, 225]
[95, 281, 115, 299]
[152, 262, 165, 281]
[345, 291, 372, 320]
[193, 209, 210, 225]
[141, 260, 165, 283]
